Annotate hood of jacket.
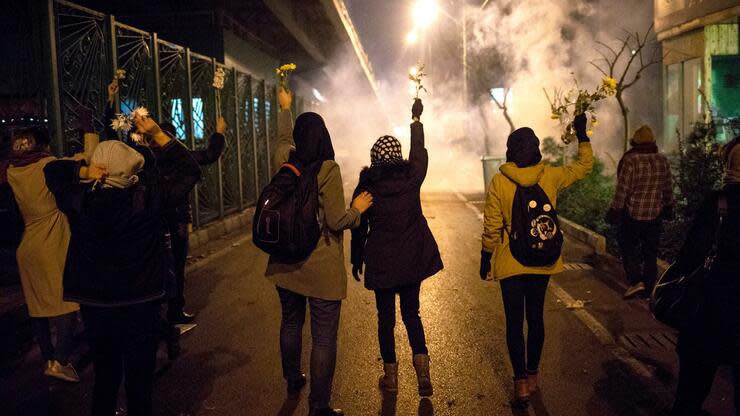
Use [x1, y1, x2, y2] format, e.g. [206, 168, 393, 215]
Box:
[499, 162, 545, 187]
[358, 161, 414, 196]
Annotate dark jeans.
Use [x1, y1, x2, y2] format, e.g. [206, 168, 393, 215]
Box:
[618, 215, 662, 292]
[671, 355, 740, 416]
[276, 287, 341, 409]
[81, 302, 160, 416]
[500, 274, 550, 380]
[374, 283, 428, 363]
[33, 311, 78, 364]
[167, 223, 189, 321]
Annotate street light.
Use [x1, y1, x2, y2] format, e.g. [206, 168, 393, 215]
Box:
[413, 0, 438, 29]
[405, 30, 418, 45]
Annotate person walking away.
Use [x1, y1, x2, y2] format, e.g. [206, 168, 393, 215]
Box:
[44, 115, 201, 416]
[606, 125, 674, 298]
[156, 117, 225, 325]
[266, 88, 372, 416]
[2, 120, 98, 382]
[479, 114, 593, 406]
[350, 98, 442, 397]
[669, 136, 740, 416]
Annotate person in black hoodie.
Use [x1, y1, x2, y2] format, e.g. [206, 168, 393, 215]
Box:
[670, 136, 740, 416]
[351, 99, 443, 396]
[44, 115, 201, 416]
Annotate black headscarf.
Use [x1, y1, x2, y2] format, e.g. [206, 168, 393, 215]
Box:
[290, 112, 335, 167]
[506, 127, 542, 168]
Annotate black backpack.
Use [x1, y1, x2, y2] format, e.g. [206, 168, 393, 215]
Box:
[508, 184, 563, 267]
[253, 162, 321, 262]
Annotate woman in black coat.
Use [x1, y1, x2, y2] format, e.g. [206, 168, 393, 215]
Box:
[670, 136, 740, 416]
[351, 99, 443, 396]
[44, 116, 201, 416]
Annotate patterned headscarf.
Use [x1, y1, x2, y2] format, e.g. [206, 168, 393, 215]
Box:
[371, 135, 403, 167]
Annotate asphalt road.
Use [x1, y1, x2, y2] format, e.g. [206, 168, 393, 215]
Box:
[2, 192, 735, 415]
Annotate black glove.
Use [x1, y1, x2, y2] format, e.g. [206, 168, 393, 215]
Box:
[574, 113, 589, 143]
[412, 99, 423, 121]
[605, 208, 622, 225]
[479, 251, 493, 280]
[352, 263, 363, 282]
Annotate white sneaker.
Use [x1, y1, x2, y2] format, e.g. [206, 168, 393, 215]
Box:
[623, 282, 646, 299]
[44, 360, 80, 382]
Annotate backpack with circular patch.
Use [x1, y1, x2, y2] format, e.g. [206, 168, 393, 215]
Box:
[508, 184, 563, 267]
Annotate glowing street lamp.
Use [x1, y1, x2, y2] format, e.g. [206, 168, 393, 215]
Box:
[413, 0, 438, 29]
[405, 30, 418, 45]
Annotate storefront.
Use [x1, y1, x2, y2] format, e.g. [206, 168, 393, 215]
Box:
[655, 0, 740, 152]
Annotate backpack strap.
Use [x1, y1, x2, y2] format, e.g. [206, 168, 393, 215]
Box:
[282, 163, 301, 177]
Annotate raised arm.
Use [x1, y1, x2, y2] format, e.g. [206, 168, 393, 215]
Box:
[551, 114, 593, 190]
[273, 88, 295, 172]
[44, 159, 106, 216]
[190, 116, 226, 165]
[409, 99, 429, 185]
[101, 80, 118, 140]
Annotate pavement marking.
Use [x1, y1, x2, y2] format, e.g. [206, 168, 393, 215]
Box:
[454, 191, 484, 221]
[186, 234, 253, 275]
[453, 191, 655, 380]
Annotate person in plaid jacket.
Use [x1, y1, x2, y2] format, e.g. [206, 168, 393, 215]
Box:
[607, 125, 674, 299]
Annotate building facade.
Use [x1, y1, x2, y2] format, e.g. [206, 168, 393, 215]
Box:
[655, 0, 740, 151]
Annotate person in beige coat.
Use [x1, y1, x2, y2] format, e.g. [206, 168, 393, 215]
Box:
[265, 88, 372, 416]
[1, 125, 97, 382]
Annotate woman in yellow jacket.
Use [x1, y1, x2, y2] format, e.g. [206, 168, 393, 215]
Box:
[480, 113, 593, 406]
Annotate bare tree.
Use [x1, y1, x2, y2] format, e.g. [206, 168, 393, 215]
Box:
[490, 87, 515, 134]
[590, 24, 662, 151]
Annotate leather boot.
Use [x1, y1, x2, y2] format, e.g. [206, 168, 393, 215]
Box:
[412, 354, 433, 397]
[514, 378, 531, 407]
[378, 362, 398, 392]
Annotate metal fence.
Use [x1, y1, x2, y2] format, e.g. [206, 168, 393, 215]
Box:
[47, 0, 291, 228]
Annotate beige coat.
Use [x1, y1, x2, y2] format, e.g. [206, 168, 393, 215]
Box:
[264, 110, 360, 300]
[8, 156, 79, 317]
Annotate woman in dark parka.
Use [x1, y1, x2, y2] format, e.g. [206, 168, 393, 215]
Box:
[351, 99, 443, 396]
[670, 136, 740, 416]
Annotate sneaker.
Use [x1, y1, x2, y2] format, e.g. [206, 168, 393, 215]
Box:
[623, 282, 646, 299]
[44, 360, 80, 382]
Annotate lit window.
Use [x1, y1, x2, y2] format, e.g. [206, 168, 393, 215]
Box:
[169, 99, 187, 140]
[192, 97, 204, 140]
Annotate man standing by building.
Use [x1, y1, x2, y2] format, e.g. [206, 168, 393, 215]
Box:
[607, 125, 674, 299]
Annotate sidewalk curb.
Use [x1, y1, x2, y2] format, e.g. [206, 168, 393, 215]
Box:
[559, 217, 606, 255]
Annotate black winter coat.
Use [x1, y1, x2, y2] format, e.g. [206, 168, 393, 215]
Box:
[675, 183, 740, 364]
[44, 141, 201, 307]
[351, 121, 443, 290]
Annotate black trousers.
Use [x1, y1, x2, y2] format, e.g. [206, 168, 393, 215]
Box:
[500, 274, 550, 380]
[277, 287, 341, 409]
[374, 283, 428, 364]
[167, 223, 189, 321]
[618, 215, 662, 292]
[671, 355, 740, 416]
[81, 302, 160, 416]
[32, 312, 77, 364]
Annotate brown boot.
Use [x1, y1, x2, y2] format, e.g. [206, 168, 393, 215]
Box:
[412, 354, 433, 397]
[527, 373, 539, 393]
[514, 379, 531, 406]
[378, 362, 398, 392]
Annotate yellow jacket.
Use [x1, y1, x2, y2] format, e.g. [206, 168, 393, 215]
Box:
[482, 142, 593, 280]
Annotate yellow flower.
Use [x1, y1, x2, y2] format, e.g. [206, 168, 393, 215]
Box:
[592, 120, 599, 127]
[587, 130, 594, 137]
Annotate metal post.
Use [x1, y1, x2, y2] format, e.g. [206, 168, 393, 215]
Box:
[234, 69, 244, 210]
[213, 58, 224, 219]
[152, 33, 162, 122]
[46, 0, 64, 154]
[185, 48, 200, 228]
[109, 15, 119, 113]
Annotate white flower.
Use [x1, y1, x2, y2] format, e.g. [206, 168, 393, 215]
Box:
[110, 113, 132, 132]
[130, 132, 144, 145]
[130, 106, 149, 119]
[115, 68, 126, 80]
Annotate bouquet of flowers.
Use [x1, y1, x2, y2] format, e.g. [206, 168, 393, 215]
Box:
[110, 106, 149, 145]
[213, 67, 226, 118]
[545, 77, 617, 143]
[276, 63, 297, 92]
[409, 63, 428, 99]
